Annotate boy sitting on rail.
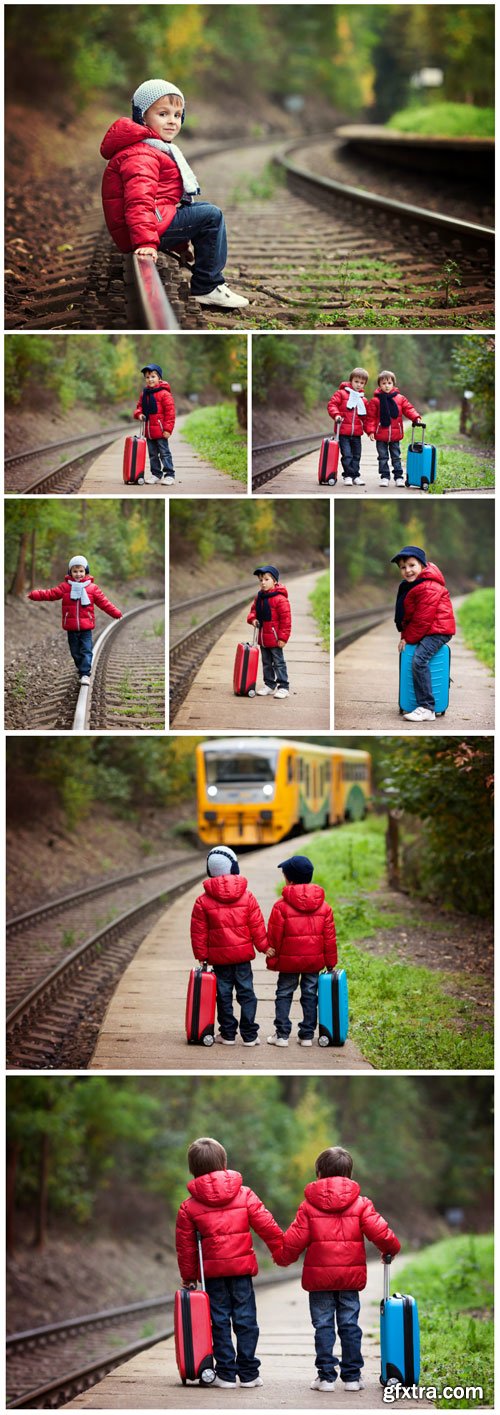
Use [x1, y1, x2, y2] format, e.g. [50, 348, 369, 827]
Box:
[366, 370, 422, 486]
[266, 855, 336, 1047]
[247, 564, 292, 699]
[276, 1145, 400, 1392]
[190, 847, 267, 1047]
[176, 1135, 283, 1387]
[101, 79, 249, 312]
[391, 543, 455, 722]
[133, 363, 176, 484]
[327, 367, 369, 485]
[28, 554, 122, 686]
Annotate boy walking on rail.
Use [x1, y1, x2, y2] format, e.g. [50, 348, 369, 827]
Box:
[176, 1136, 283, 1387]
[190, 847, 267, 1046]
[266, 855, 337, 1047]
[391, 544, 455, 721]
[277, 1146, 400, 1392]
[101, 79, 249, 311]
[366, 370, 422, 485]
[327, 368, 369, 485]
[133, 363, 176, 484]
[247, 565, 292, 699]
[28, 555, 122, 685]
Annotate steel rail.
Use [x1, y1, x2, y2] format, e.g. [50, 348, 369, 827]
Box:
[4, 426, 128, 468]
[72, 599, 164, 732]
[132, 253, 181, 330]
[6, 853, 197, 937]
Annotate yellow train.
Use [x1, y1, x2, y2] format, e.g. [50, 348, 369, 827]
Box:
[196, 738, 371, 847]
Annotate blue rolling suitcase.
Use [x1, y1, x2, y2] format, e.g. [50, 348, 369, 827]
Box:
[406, 423, 437, 491]
[399, 642, 450, 716]
[380, 1256, 420, 1388]
[318, 967, 348, 1047]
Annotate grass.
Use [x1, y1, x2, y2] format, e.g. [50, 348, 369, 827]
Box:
[309, 572, 330, 650]
[386, 103, 494, 139]
[456, 590, 494, 672]
[407, 409, 495, 494]
[396, 1235, 493, 1408]
[303, 819, 493, 1070]
[181, 404, 247, 483]
[230, 160, 285, 203]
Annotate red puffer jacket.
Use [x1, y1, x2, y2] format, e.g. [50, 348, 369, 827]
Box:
[247, 584, 291, 647]
[365, 388, 420, 443]
[28, 577, 122, 632]
[176, 1170, 283, 1282]
[266, 884, 337, 973]
[190, 875, 267, 965]
[278, 1177, 400, 1291]
[101, 118, 183, 252]
[327, 383, 367, 437]
[133, 382, 176, 440]
[401, 564, 456, 643]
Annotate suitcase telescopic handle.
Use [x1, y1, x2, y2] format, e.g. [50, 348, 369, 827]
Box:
[252, 624, 259, 646]
[383, 1254, 392, 1302]
[411, 423, 426, 449]
[196, 1230, 206, 1292]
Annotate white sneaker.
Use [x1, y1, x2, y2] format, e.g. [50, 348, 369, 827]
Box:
[256, 685, 274, 695]
[343, 477, 353, 485]
[213, 1376, 238, 1388]
[240, 1377, 263, 1387]
[216, 1034, 236, 1045]
[353, 478, 366, 486]
[298, 1038, 313, 1047]
[267, 1032, 288, 1047]
[404, 706, 436, 721]
[273, 687, 289, 699]
[343, 1379, 365, 1391]
[79, 675, 91, 686]
[193, 282, 249, 309]
[395, 477, 405, 486]
[242, 1037, 260, 1047]
[311, 1378, 336, 1392]
[163, 475, 175, 485]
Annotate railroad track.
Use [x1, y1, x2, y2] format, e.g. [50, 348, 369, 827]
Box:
[252, 434, 324, 489]
[335, 604, 394, 654]
[6, 859, 207, 1069]
[5, 425, 130, 496]
[6, 133, 494, 332]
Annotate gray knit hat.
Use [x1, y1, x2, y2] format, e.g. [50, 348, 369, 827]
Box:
[132, 79, 185, 126]
[206, 847, 240, 878]
[68, 555, 89, 571]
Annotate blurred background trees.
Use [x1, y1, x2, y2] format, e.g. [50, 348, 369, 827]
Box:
[170, 498, 330, 564]
[5, 500, 164, 594]
[334, 502, 494, 593]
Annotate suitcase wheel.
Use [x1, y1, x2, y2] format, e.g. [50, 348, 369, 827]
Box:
[137, 475, 145, 484]
[421, 478, 429, 492]
[202, 1033, 215, 1047]
[327, 475, 337, 485]
[248, 689, 256, 697]
[201, 1370, 216, 1385]
[318, 1034, 330, 1048]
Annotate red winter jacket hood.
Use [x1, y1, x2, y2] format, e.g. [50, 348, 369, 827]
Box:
[190, 875, 267, 965]
[176, 1169, 283, 1282]
[247, 584, 292, 648]
[133, 381, 176, 440]
[101, 117, 183, 252]
[365, 388, 421, 443]
[267, 883, 337, 973]
[327, 382, 367, 437]
[28, 576, 122, 632]
[278, 1177, 400, 1291]
[399, 563, 456, 643]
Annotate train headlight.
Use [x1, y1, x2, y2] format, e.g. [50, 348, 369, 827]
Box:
[207, 786, 218, 797]
[262, 784, 274, 796]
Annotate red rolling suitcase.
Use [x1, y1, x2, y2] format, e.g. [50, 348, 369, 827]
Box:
[233, 626, 259, 697]
[123, 421, 147, 485]
[318, 424, 340, 484]
[175, 1232, 215, 1386]
[185, 963, 216, 1046]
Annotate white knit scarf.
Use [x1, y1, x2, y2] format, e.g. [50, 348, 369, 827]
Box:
[142, 138, 200, 197]
[70, 579, 92, 606]
[345, 387, 367, 417]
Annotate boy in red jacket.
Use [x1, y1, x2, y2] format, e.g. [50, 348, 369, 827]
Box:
[176, 1135, 283, 1388]
[190, 847, 267, 1046]
[101, 78, 249, 312]
[28, 555, 122, 686]
[277, 1146, 400, 1392]
[392, 544, 456, 722]
[247, 564, 292, 699]
[266, 855, 337, 1048]
[133, 363, 176, 484]
[327, 367, 369, 486]
[366, 369, 422, 486]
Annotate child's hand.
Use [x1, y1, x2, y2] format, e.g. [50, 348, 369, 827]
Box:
[277, 640, 286, 648]
[398, 637, 406, 653]
[369, 433, 375, 441]
[266, 947, 276, 958]
[135, 246, 158, 262]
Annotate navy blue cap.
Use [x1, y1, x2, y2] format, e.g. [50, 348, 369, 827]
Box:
[391, 545, 427, 566]
[278, 855, 314, 884]
[254, 565, 280, 581]
[141, 364, 163, 378]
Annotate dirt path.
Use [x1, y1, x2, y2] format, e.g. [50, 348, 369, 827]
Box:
[80, 415, 244, 496]
[89, 834, 371, 1072]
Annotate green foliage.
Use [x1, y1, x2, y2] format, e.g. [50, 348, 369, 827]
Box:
[7, 738, 201, 826]
[334, 502, 494, 591]
[5, 499, 164, 594]
[397, 1237, 493, 1408]
[420, 410, 495, 494]
[387, 103, 494, 137]
[181, 404, 247, 483]
[450, 338, 495, 440]
[309, 572, 330, 650]
[170, 499, 329, 565]
[457, 591, 495, 672]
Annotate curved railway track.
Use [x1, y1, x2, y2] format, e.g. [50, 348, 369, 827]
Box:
[253, 434, 324, 489]
[335, 605, 395, 654]
[5, 426, 130, 496]
[6, 134, 494, 333]
[6, 858, 207, 1069]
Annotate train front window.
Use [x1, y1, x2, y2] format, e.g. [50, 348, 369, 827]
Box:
[205, 751, 277, 798]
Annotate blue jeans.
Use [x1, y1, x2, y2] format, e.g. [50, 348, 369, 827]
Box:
[377, 440, 403, 478]
[147, 437, 175, 479]
[274, 971, 318, 1040]
[309, 1290, 363, 1383]
[339, 434, 361, 481]
[67, 629, 93, 676]
[159, 202, 227, 294]
[411, 633, 451, 710]
[214, 962, 258, 1042]
[260, 645, 289, 690]
[205, 1275, 259, 1383]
